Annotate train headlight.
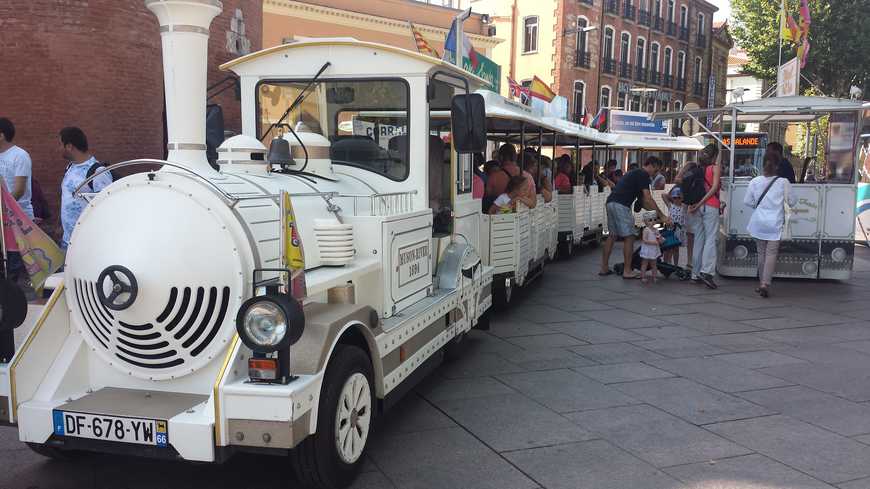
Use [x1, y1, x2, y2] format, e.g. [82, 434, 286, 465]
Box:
[831, 247, 847, 263]
[235, 295, 305, 353]
[733, 245, 749, 260]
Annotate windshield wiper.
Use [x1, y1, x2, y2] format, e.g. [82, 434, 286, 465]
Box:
[260, 61, 332, 142]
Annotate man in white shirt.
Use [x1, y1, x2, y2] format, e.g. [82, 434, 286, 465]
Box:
[0, 118, 34, 218]
[59, 127, 113, 249]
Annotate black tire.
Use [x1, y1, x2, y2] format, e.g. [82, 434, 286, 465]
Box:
[291, 345, 375, 489]
[0, 278, 28, 331]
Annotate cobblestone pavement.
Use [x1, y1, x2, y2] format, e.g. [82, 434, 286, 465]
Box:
[3, 245, 870, 489]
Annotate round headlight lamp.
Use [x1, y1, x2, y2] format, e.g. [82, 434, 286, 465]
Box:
[235, 295, 305, 353]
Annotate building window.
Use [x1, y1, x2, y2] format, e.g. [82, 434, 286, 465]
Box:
[620, 32, 631, 65]
[667, 0, 675, 20]
[697, 12, 706, 37]
[680, 5, 688, 27]
[574, 81, 586, 118]
[618, 92, 627, 110]
[678, 51, 686, 78]
[523, 16, 539, 53]
[654, 0, 662, 16]
[664, 47, 672, 75]
[675, 100, 683, 110]
[636, 37, 646, 69]
[604, 27, 615, 59]
[601, 86, 612, 109]
[694, 57, 702, 83]
[576, 17, 589, 54]
[646, 97, 656, 112]
[662, 100, 670, 111]
[650, 42, 660, 71]
[630, 94, 641, 111]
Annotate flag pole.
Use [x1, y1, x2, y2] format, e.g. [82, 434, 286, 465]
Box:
[777, 0, 784, 95]
[453, 7, 472, 68]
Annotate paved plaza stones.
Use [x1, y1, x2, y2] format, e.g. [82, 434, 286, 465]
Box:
[2, 245, 870, 488]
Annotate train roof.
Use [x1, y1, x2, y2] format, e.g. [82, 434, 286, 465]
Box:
[220, 38, 488, 87]
[653, 96, 866, 123]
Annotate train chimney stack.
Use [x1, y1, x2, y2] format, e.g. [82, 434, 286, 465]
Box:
[146, 0, 222, 175]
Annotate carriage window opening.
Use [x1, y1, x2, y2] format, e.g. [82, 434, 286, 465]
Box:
[257, 79, 410, 181]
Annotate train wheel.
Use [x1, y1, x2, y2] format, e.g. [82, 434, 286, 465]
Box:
[292, 345, 374, 489]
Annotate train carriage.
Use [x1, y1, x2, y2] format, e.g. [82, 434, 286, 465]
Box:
[0, 3, 500, 488]
[654, 96, 866, 280]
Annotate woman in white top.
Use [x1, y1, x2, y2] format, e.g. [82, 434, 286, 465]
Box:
[742, 153, 797, 297]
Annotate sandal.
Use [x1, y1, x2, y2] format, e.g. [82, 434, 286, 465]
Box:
[622, 273, 642, 280]
[598, 270, 615, 276]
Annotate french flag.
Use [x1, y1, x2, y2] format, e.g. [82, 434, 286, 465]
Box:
[443, 21, 479, 70]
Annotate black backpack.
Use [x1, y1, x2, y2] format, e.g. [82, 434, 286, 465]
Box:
[681, 163, 707, 205]
[68, 160, 113, 192]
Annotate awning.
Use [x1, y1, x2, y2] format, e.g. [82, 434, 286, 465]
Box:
[652, 96, 865, 124]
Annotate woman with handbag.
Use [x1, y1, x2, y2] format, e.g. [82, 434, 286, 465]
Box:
[743, 153, 797, 297]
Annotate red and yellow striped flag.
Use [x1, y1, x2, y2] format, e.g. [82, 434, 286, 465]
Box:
[409, 22, 440, 59]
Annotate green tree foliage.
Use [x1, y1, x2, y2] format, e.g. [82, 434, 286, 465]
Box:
[731, 0, 870, 97]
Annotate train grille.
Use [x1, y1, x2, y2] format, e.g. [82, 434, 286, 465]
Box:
[74, 280, 231, 371]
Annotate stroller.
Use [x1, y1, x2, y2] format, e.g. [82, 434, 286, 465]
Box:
[613, 224, 691, 280]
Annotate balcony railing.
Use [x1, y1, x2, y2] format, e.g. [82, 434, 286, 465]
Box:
[649, 70, 661, 85]
[697, 34, 707, 47]
[693, 82, 704, 96]
[605, 0, 619, 14]
[653, 16, 664, 31]
[575, 51, 592, 68]
[662, 73, 673, 88]
[679, 26, 690, 42]
[603, 58, 617, 74]
[635, 66, 648, 82]
[677, 77, 687, 91]
[619, 61, 633, 78]
[623, 2, 636, 20]
[638, 9, 651, 26]
[666, 21, 677, 36]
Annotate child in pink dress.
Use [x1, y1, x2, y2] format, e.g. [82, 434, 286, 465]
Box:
[639, 211, 664, 284]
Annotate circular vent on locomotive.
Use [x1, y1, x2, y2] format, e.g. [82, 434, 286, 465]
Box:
[71, 279, 237, 379]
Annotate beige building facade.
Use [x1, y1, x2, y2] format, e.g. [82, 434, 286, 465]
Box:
[263, 0, 500, 58]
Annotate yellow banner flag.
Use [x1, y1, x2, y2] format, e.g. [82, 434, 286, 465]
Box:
[2, 183, 63, 290]
[281, 191, 307, 299]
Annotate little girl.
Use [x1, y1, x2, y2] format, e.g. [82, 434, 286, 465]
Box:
[663, 186, 686, 266]
[639, 211, 664, 284]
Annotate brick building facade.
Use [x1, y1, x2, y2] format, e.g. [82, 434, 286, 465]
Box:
[473, 0, 725, 125]
[0, 0, 261, 232]
[556, 0, 719, 122]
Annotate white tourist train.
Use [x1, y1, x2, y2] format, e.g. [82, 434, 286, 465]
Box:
[0, 2, 619, 488]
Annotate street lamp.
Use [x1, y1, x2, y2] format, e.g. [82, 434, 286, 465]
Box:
[563, 25, 598, 35]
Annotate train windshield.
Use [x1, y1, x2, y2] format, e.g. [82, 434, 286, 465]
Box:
[703, 133, 768, 178]
[257, 79, 410, 181]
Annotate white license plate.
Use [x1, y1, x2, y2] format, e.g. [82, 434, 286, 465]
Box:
[53, 410, 168, 447]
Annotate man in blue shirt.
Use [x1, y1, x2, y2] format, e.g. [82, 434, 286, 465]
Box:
[59, 127, 113, 249]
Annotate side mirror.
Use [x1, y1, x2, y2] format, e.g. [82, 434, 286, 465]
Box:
[451, 93, 486, 154]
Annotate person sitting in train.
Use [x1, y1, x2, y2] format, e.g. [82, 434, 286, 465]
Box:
[498, 144, 537, 208]
[524, 156, 552, 202]
[489, 175, 535, 214]
[767, 142, 796, 183]
[555, 158, 574, 194]
[604, 159, 621, 185]
[472, 153, 486, 200]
